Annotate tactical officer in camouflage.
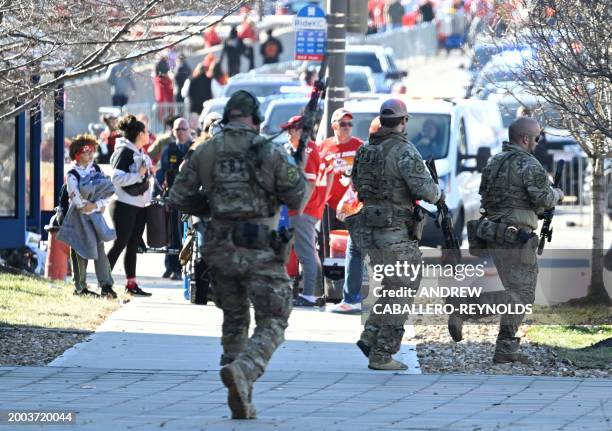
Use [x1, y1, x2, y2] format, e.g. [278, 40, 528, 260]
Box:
[451, 117, 564, 364]
[350, 99, 443, 371]
[168, 90, 306, 419]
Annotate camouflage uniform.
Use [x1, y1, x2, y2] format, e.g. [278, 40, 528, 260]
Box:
[351, 103, 440, 369]
[477, 141, 561, 359]
[169, 91, 306, 418]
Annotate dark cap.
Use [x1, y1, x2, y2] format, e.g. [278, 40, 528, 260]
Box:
[379, 98, 409, 119]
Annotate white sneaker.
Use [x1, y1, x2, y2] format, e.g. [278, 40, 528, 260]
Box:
[327, 301, 362, 314]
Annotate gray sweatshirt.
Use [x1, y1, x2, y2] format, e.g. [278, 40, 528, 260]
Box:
[110, 138, 153, 207]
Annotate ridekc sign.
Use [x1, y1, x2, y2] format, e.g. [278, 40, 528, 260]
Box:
[294, 5, 326, 61]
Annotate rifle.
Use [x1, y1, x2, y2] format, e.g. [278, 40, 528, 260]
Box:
[293, 59, 327, 164]
[537, 160, 564, 255]
[425, 158, 462, 265]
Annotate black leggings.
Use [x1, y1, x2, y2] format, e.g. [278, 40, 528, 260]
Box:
[107, 200, 147, 279]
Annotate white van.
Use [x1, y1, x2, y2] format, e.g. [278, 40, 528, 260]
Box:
[344, 97, 503, 246]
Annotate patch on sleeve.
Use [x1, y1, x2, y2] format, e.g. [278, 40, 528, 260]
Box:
[286, 165, 299, 184]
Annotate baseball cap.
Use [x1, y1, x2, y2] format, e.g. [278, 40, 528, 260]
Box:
[280, 115, 304, 130]
[331, 108, 353, 123]
[379, 98, 409, 119]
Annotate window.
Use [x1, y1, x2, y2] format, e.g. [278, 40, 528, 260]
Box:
[346, 53, 383, 73]
[345, 73, 372, 92]
[406, 114, 451, 160]
[40, 98, 56, 212]
[0, 118, 17, 217]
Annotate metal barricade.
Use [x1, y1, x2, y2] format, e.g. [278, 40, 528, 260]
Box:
[361, 22, 438, 60]
[151, 102, 186, 134]
[121, 103, 153, 119]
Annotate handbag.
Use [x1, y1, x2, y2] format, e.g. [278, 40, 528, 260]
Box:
[123, 175, 150, 196]
[146, 199, 168, 248]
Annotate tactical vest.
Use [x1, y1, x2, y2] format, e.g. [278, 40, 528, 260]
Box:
[353, 141, 389, 202]
[481, 150, 533, 212]
[209, 133, 274, 221]
[353, 138, 415, 227]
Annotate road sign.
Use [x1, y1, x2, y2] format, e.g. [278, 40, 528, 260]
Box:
[294, 5, 326, 61]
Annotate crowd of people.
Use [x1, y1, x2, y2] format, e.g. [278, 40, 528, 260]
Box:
[105, 7, 285, 116]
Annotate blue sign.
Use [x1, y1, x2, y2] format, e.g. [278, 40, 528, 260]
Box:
[294, 5, 326, 61]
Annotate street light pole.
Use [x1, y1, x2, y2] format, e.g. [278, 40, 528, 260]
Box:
[324, 0, 346, 140]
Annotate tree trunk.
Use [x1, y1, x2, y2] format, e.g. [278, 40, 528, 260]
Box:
[588, 155, 612, 304]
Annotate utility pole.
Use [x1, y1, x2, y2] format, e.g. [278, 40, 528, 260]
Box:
[324, 0, 347, 139]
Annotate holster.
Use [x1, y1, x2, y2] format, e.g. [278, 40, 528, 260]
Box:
[467, 218, 488, 257]
[409, 206, 426, 241]
[270, 227, 294, 263]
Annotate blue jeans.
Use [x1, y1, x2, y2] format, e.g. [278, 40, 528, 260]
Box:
[342, 236, 363, 304]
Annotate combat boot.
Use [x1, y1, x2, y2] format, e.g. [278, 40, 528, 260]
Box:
[493, 338, 532, 365]
[368, 355, 408, 371]
[447, 313, 463, 342]
[492, 351, 532, 365]
[357, 325, 379, 359]
[220, 362, 256, 419]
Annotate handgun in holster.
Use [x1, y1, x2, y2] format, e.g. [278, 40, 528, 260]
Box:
[270, 227, 294, 263]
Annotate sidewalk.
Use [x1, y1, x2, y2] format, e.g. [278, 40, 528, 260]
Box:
[0, 254, 610, 430]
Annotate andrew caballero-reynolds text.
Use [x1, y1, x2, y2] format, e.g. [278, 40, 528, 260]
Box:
[369, 261, 533, 316]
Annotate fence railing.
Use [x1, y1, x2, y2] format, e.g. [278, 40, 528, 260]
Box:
[350, 22, 438, 60]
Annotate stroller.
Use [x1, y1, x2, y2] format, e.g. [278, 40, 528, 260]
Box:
[179, 215, 212, 305]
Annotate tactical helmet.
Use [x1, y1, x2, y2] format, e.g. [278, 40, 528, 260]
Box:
[222, 90, 264, 125]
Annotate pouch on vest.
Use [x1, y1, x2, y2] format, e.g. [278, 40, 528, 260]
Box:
[363, 204, 393, 227]
[353, 144, 384, 201]
[476, 218, 498, 243]
[467, 219, 488, 257]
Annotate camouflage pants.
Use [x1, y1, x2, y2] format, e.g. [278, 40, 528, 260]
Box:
[462, 241, 538, 354]
[356, 223, 422, 362]
[204, 237, 292, 384]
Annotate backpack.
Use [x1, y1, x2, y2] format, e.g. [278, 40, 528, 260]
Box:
[56, 164, 102, 226]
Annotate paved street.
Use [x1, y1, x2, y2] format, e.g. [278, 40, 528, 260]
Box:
[0, 232, 609, 430]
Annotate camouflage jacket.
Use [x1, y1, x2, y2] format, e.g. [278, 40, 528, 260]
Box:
[353, 127, 440, 217]
[479, 142, 560, 230]
[168, 121, 306, 229]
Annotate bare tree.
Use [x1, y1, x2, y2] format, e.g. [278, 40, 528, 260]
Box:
[492, 0, 611, 303]
[0, 0, 251, 121]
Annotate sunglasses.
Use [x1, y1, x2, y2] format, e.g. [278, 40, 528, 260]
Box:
[175, 127, 189, 132]
[338, 121, 353, 128]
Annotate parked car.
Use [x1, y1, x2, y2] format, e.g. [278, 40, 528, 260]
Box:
[466, 49, 533, 98]
[344, 65, 377, 95]
[345, 45, 407, 93]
